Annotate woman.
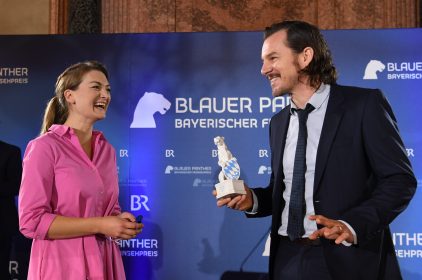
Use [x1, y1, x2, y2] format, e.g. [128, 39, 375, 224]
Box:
[19, 61, 142, 279]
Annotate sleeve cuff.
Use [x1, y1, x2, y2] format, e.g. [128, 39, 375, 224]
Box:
[245, 189, 258, 214]
[35, 213, 57, 240]
[338, 219, 357, 246]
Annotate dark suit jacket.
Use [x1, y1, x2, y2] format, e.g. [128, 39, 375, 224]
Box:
[0, 141, 22, 236]
[248, 84, 417, 280]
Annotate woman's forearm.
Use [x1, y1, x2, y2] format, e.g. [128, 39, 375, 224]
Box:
[47, 216, 103, 239]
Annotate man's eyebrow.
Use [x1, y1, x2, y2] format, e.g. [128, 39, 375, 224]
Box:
[262, 51, 277, 60]
[265, 51, 277, 57]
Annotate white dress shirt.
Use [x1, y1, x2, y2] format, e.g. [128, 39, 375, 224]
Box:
[278, 83, 330, 237]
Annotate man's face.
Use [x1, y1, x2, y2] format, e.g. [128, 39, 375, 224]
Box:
[261, 30, 303, 97]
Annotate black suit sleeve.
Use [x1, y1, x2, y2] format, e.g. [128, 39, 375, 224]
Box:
[341, 90, 416, 245]
[0, 144, 22, 198]
[247, 173, 275, 218]
[246, 115, 279, 218]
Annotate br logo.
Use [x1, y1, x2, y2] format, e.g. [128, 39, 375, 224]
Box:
[363, 60, 386, 80]
[130, 92, 171, 128]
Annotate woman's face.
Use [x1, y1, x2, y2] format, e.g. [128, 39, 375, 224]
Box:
[65, 70, 111, 123]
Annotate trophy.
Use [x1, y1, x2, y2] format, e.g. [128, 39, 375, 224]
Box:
[213, 136, 246, 199]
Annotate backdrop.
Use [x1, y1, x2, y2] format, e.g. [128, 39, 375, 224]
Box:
[0, 28, 421, 280]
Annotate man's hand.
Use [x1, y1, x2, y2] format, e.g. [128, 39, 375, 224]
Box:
[212, 185, 253, 211]
[308, 215, 354, 244]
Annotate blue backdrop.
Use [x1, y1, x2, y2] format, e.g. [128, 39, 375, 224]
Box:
[0, 28, 421, 280]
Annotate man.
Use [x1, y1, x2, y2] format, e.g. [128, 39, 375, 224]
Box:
[214, 21, 416, 280]
[0, 140, 22, 279]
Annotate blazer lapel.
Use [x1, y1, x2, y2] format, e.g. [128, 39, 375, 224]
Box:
[272, 106, 291, 190]
[313, 85, 345, 194]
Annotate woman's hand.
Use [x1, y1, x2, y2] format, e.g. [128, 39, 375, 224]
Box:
[100, 212, 143, 240]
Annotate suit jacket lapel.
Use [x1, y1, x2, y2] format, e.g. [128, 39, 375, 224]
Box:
[314, 85, 345, 194]
[272, 106, 290, 198]
[270, 105, 291, 226]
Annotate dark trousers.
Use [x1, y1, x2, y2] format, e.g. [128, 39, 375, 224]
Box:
[0, 234, 12, 280]
[274, 237, 332, 280]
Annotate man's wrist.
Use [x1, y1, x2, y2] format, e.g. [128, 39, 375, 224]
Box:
[245, 189, 258, 214]
[338, 220, 357, 245]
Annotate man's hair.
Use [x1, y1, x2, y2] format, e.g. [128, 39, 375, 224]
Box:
[264, 20, 337, 87]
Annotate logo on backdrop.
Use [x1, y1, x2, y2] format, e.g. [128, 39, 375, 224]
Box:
[174, 96, 290, 129]
[164, 165, 212, 175]
[406, 148, 415, 158]
[363, 60, 422, 80]
[9, 260, 19, 277]
[164, 165, 174, 174]
[0, 66, 29, 84]
[363, 60, 386, 80]
[192, 178, 214, 187]
[119, 238, 159, 257]
[130, 91, 171, 128]
[130, 194, 150, 211]
[392, 232, 422, 259]
[119, 179, 148, 188]
[258, 165, 272, 175]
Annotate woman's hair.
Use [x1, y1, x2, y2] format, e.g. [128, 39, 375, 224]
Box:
[40, 61, 109, 134]
[264, 20, 337, 88]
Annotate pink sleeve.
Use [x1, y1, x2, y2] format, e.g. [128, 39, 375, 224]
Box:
[18, 139, 57, 239]
[111, 150, 122, 216]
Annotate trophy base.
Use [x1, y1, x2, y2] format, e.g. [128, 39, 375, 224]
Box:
[215, 180, 246, 199]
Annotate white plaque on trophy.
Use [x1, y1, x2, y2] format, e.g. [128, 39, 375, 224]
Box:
[213, 136, 246, 199]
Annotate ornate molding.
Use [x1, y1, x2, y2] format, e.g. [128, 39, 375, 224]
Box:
[49, 0, 68, 34]
[52, 0, 420, 34]
[69, 0, 101, 33]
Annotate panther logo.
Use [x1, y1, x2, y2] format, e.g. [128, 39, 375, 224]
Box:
[130, 92, 171, 128]
[258, 165, 271, 175]
[193, 178, 201, 187]
[164, 165, 174, 174]
[363, 60, 386, 80]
